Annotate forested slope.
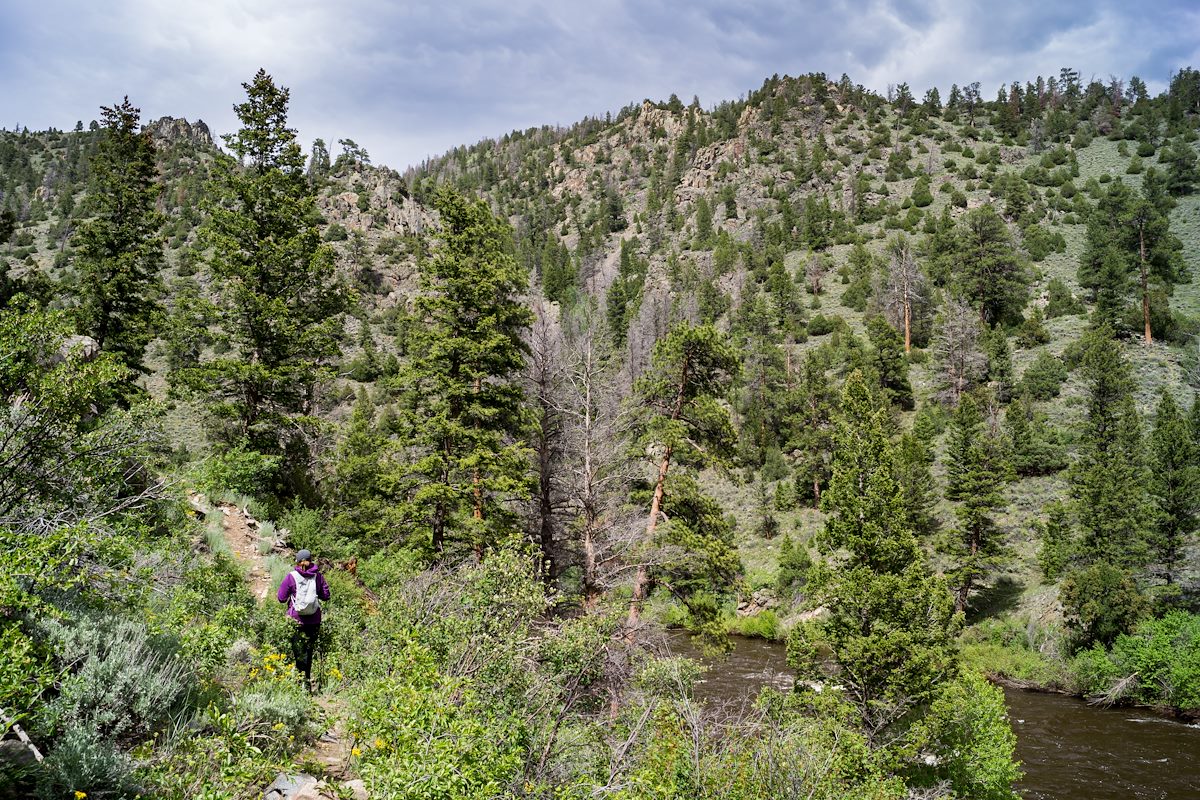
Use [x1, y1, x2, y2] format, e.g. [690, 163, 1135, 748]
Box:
[2, 66, 1200, 799]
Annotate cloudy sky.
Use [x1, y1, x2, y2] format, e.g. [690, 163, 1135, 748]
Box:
[2, 1, 1197, 171]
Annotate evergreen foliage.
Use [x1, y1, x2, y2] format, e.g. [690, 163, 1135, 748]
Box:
[72, 98, 165, 388]
[793, 372, 960, 749]
[1069, 328, 1150, 568]
[390, 187, 534, 555]
[944, 394, 1010, 612]
[172, 70, 350, 494]
[1147, 390, 1200, 584]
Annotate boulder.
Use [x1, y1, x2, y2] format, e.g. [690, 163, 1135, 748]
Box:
[263, 772, 318, 800]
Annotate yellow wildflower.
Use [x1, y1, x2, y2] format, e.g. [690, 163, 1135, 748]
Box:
[75, 793, 87, 800]
[351, 747, 362, 757]
[374, 738, 384, 748]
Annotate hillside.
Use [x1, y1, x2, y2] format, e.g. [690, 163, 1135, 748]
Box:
[3, 67, 1200, 798]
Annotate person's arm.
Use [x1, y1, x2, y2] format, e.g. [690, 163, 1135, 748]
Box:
[317, 571, 331, 601]
[277, 572, 294, 603]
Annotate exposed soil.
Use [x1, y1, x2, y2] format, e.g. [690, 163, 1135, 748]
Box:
[217, 502, 274, 600]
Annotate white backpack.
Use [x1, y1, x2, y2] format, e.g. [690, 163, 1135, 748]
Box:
[290, 570, 320, 616]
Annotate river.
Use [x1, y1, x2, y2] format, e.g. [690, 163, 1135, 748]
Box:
[666, 633, 1200, 799]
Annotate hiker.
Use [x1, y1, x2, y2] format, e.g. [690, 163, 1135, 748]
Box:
[277, 549, 330, 691]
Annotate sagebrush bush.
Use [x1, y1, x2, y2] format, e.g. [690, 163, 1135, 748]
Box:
[34, 615, 193, 745]
[37, 725, 137, 800]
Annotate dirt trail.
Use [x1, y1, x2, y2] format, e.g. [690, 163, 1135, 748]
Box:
[219, 502, 274, 600]
[190, 492, 276, 600]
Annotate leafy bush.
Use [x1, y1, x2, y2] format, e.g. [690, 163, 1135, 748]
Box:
[908, 670, 1022, 800]
[1105, 611, 1200, 711]
[196, 444, 280, 498]
[0, 624, 53, 724]
[1061, 563, 1149, 651]
[351, 639, 528, 799]
[1070, 612, 1200, 712]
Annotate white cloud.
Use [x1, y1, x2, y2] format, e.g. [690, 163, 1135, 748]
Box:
[1, 0, 1195, 169]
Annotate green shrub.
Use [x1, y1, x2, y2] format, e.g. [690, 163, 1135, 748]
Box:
[37, 726, 136, 800]
[807, 313, 837, 336]
[196, 444, 280, 498]
[1106, 611, 1200, 711]
[278, 505, 354, 562]
[1045, 277, 1085, 318]
[911, 176, 933, 207]
[1021, 223, 1066, 261]
[351, 639, 528, 799]
[34, 615, 194, 745]
[776, 534, 812, 599]
[908, 670, 1022, 800]
[0, 624, 53, 724]
[1035, 502, 1074, 581]
[1069, 644, 1122, 696]
[1016, 308, 1052, 347]
[1018, 351, 1068, 400]
[1061, 563, 1149, 651]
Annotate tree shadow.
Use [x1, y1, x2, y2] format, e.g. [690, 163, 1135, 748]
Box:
[966, 576, 1024, 624]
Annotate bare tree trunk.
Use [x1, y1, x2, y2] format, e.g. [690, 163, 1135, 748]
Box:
[1140, 226, 1152, 346]
[628, 444, 671, 626]
[628, 353, 690, 626]
[903, 298, 912, 354]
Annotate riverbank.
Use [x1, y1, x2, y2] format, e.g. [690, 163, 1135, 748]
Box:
[962, 618, 1200, 723]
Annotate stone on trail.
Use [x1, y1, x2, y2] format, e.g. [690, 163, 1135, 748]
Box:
[263, 772, 318, 800]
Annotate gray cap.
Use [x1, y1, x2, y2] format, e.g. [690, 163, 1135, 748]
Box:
[295, 549, 312, 563]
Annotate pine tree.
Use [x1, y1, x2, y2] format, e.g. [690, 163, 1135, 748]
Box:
[393, 187, 534, 556]
[1036, 501, 1075, 581]
[865, 315, 913, 409]
[72, 98, 164, 388]
[944, 394, 1009, 612]
[1005, 393, 1066, 476]
[627, 323, 740, 624]
[173, 70, 349, 493]
[784, 352, 836, 506]
[1079, 179, 1184, 343]
[791, 371, 959, 744]
[1069, 328, 1150, 567]
[952, 205, 1029, 325]
[326, 389, 390, 541]
[1148, 390, 1200, 584]
[895, 424, 939, 539]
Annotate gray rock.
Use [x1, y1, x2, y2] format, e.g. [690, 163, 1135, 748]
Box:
[343, 779, 369, 800]
[264, 772, 318, 799]
[0, 739, 38, 769]
[53, 334, 100, 364]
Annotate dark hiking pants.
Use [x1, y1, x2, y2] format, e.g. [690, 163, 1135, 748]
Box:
[291, 624, 320, 687]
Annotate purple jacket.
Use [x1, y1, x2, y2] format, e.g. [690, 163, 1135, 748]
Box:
[277, 564, 331, 626]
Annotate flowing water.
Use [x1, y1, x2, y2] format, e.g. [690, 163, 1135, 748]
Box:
[666, 632, 1200, 799]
